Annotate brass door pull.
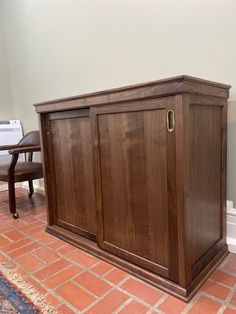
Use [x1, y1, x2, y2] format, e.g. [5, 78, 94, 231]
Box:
[167, 110, 175, 132]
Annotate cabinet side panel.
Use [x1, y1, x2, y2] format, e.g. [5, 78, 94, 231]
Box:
[186, 104, 222, 266]
[50, 114, 96, 236]
[98, 109, 169, 267]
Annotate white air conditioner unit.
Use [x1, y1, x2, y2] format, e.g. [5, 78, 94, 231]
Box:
[0, 120, 24, 165]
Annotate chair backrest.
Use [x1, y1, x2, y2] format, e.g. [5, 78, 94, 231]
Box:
[18, 131, 40, 147]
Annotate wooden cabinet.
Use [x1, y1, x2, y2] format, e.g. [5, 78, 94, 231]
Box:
[35, 75, 230, 301]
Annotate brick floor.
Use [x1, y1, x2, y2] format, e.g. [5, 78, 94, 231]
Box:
[0, 188, 236, 313]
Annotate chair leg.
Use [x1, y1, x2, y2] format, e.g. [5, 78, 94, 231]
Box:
[28, 180, 34, 198]
[8, 181, 18, 218]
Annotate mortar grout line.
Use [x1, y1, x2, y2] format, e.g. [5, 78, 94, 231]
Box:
[1, 190, 236, 314]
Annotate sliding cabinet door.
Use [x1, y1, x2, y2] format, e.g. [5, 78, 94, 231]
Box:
[92, 97, 179, 281]
[45, 109, 96, 240]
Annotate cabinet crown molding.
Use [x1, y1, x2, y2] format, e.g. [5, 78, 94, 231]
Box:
[34, 75, 231, 113]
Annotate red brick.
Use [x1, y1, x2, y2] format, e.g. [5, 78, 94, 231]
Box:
[1, 238, 32, 253]
[0, 224, 11, 233]
[210, 270, 236, 287]
[105, 268, 128, 284]
[0, 235, 11, 246]
[120, 278, 164, 305]
[188, 296, 222, 314]
[19, 221, 44, 232]
[0, 252, 7, 262]
[4, 218, 26, 228]
[74, 272, 111, 296]
[46, 294, 61, 306]
[57, 244, 76, 255]
[67, 250, 97, 267]
[91, 261, 113, 275]
[21, 216, 38, 224]
[33, 232, 56, 244]
[8, 242, 41, 258]
[119, 301, 148, 314]
[57, 304, 76, 314]
[56, 281, 95, 311]
[16, 253, 44, 272]
[223, 308, 236, 314]
[4, 230, 24, 241]
[158, 295, 187, 314]
[34, 259, 69, 280]
[33, 246, 60, 263]
[201, 280, 231, 301]
[47, 239, 66, 250]
[24, 225, 45, 234]
[44, 265, 82, 288]
[86, 290, 129, 314]
[230, 291, 236, 306]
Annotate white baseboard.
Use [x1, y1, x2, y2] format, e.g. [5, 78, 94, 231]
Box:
[227, 237, 236, 254]
[227, 205, 236, 254]
[0, 180, 44, 194]
[21, 179, 45, 194]
[0, 182, 22, 191]
[0, 183, 8, 191]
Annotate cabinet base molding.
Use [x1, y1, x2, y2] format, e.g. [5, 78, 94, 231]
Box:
[46, 225, 228, 302]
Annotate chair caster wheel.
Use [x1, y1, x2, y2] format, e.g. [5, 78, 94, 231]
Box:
[28, 190, 34, 199]
[13, 212, 19, 219]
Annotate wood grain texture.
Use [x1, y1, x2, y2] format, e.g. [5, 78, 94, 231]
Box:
[38, 114, 56, 225]
[34, 75, 231, 113]
[98, 109, 168, 266]
[47, 110, 96, 239]
[173, 95, 187, 287]
[187, 104, 222, 262]
[92, 97, 179, 280]
[183, 94, 227, 283]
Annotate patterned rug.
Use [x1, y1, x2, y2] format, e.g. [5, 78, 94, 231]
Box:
[0, 271, 40, 313]
[0, 266, 56, 314]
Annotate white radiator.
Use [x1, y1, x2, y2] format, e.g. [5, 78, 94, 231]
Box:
[0, 120, 24, 165]
[227, 200, 236, 254]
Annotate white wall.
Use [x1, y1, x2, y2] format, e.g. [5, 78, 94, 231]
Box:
[0, 4, 13, 120]
[228, 103, 236, 205]
[1, 0, 236, 202]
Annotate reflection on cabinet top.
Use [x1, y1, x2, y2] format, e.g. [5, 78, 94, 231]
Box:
[34, 75, 231, 113]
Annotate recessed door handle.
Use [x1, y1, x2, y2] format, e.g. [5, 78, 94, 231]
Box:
[167, 110, 175, 132]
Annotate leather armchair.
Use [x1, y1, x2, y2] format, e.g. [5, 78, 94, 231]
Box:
[0, 131, 43, 218]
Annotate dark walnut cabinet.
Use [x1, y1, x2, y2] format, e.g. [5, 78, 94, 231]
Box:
[35, 75, 230, 301]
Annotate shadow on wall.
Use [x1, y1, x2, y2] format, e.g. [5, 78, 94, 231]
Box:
[227, 100, 236, 205]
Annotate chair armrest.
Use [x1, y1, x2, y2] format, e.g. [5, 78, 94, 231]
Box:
[0, 144, 19, 151]
[9, 145, 41, 155]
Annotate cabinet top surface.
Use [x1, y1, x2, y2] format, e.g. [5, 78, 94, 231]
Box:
[34, 75, 231, 113]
